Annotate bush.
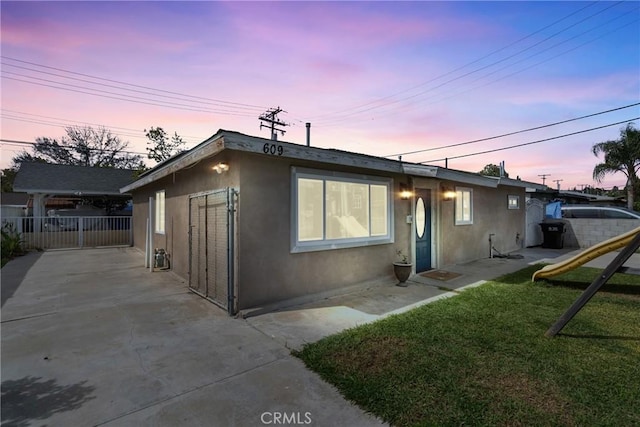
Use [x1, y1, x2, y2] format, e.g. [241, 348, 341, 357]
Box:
[1, 222, 24, 264]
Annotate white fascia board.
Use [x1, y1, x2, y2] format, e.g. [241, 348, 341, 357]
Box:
[402, 164, 438, 177]
[222, 132, 404, 174]
[13, 188, 128, 196]
[120, 134, 225, 193]
[121, 131, 405, 194]
[436, 169, 498, 188]
[495, 177, 547, 190]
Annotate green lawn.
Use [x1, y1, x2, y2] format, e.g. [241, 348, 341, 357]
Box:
[294, 265, 640, 426]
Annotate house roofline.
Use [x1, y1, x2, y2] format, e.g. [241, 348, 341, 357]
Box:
[13, 188, 130, 196]
[120, 129, 543, 193]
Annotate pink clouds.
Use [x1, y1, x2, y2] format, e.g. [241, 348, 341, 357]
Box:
[1, 1, 638, 192]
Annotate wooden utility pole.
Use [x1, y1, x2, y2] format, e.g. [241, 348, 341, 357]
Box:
[553, 179, 563, 191]
[538, 174, 551, 186]
[259, 107, 288, 140]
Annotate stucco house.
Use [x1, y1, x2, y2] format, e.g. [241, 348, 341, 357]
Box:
[121, 130, 544, 315]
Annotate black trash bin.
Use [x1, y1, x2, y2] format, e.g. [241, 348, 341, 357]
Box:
[540, 222, 565, 249]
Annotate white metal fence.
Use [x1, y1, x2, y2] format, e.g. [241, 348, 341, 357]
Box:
[2, 216, 132, 250]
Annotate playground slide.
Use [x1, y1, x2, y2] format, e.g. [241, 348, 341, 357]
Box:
[532, 226, 640, 281]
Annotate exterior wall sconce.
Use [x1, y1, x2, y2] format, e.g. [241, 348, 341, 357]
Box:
[212, 162, 229, 174]
[442, 186, 456, 201]
[400, 184, 412, 200]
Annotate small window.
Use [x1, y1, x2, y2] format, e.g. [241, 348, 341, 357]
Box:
[155, 190, 165, 234]
[508, 195, 520, 210]
[455, 187, 473, 225]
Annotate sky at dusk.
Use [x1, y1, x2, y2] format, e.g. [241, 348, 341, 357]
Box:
[1, 1, 639, 190]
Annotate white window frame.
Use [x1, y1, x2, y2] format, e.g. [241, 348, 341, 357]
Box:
[291, 167, 394, 253]
[155, 190, 165, 234]
[508, 195, 520, 210]
[455, 186, 473, 225]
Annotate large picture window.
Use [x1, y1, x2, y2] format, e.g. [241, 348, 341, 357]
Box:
[455, 187, 473, 225]
[292, 168, 393, 252]
[155, 190, 165, 234]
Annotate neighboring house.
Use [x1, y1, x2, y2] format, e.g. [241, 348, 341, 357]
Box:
[0, 192, 29, 218]
[121, 130, 545, 315]
[13, 163, 137, 220]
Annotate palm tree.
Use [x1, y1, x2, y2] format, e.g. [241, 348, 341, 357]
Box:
[592, 122, 640, 210]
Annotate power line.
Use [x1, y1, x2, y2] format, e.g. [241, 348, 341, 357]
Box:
[386, 103, 640, 157]
[307, 1, 603, 122]
[1, 74, 258, 118]
[0, 110, 204, 143]
[310, 11, 638, 130]
[419, 118, 640, 164]
[1, 56, 267, 111]
[0, 138, 147, 156]
[373, 11, 640, 125]
[310, 1, 630, 125]
[1, 64, 262, 115]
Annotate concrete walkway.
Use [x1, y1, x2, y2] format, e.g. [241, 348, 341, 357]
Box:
[3, 245, 637, 426]
[245, 246, 568, 350]
[1, 248, 384, 427]
[245, 246, 640, 350]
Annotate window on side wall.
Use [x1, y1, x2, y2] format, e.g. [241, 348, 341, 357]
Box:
[292, 167, 393, 252]
[508, 195, 520, 209]
[155, 190, 165, 234]
[455, 187, 473, 225]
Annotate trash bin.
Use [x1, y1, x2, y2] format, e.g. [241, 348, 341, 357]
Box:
[539, 222, 565, 249]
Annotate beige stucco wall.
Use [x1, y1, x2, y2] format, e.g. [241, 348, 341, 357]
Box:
[131, 150, 411, 310]
[132, 152, 239, 281]
[438, 182, 526, 265]
[236, 153, 410, 309]
[131, 149, 528, 310]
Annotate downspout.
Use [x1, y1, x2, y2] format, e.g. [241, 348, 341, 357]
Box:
[148, 196, 154, 271]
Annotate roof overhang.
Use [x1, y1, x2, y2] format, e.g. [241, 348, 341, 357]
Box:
[486, 176, 547, 190]
[120, 129, 545, 193]
[121, 130, 405, 193]
[13, 188, 130, 196]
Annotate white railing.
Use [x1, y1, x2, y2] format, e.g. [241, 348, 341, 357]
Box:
[1, 216, 132, 250]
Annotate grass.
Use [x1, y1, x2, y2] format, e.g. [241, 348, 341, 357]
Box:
[294, 265, 640, 426]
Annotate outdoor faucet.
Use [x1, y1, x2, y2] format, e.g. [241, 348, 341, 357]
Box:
[489, 234, 495, 258]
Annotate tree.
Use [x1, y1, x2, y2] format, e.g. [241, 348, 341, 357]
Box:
[592, 122, 640, 210]
[1, 168, 18, 192]
[478, 163, 509, 178]
[0, 168, 18, 193]
[12, 126, 145, 169]
[145, 126, 186, 163]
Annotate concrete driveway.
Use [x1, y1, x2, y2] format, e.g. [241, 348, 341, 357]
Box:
[1, 248, 385, 427]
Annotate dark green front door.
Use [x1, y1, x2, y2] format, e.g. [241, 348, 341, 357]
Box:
[415, 189, 432, 272]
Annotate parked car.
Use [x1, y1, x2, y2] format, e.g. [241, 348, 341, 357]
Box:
[561, 205, 640, 219]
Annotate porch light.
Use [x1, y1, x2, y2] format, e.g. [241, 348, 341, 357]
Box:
[442, 186, 456, 201]
[400, 184, 412, 200]
[212, 162, 229, 174]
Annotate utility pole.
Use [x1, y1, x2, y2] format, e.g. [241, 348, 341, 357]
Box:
[538, 174, 551, 186]
[259, 107, 289, 141]
[553, 179, 563, 191]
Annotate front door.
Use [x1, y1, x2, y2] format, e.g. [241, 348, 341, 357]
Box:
[415, 189, 432, 272]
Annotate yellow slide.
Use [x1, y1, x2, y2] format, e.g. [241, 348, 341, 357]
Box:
[532, 226, 640, 281]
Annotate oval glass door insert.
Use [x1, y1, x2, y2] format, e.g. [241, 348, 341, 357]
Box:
[416, 197, 426, 238]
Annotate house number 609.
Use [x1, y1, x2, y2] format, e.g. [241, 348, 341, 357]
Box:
[263, 143, 284, 156]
